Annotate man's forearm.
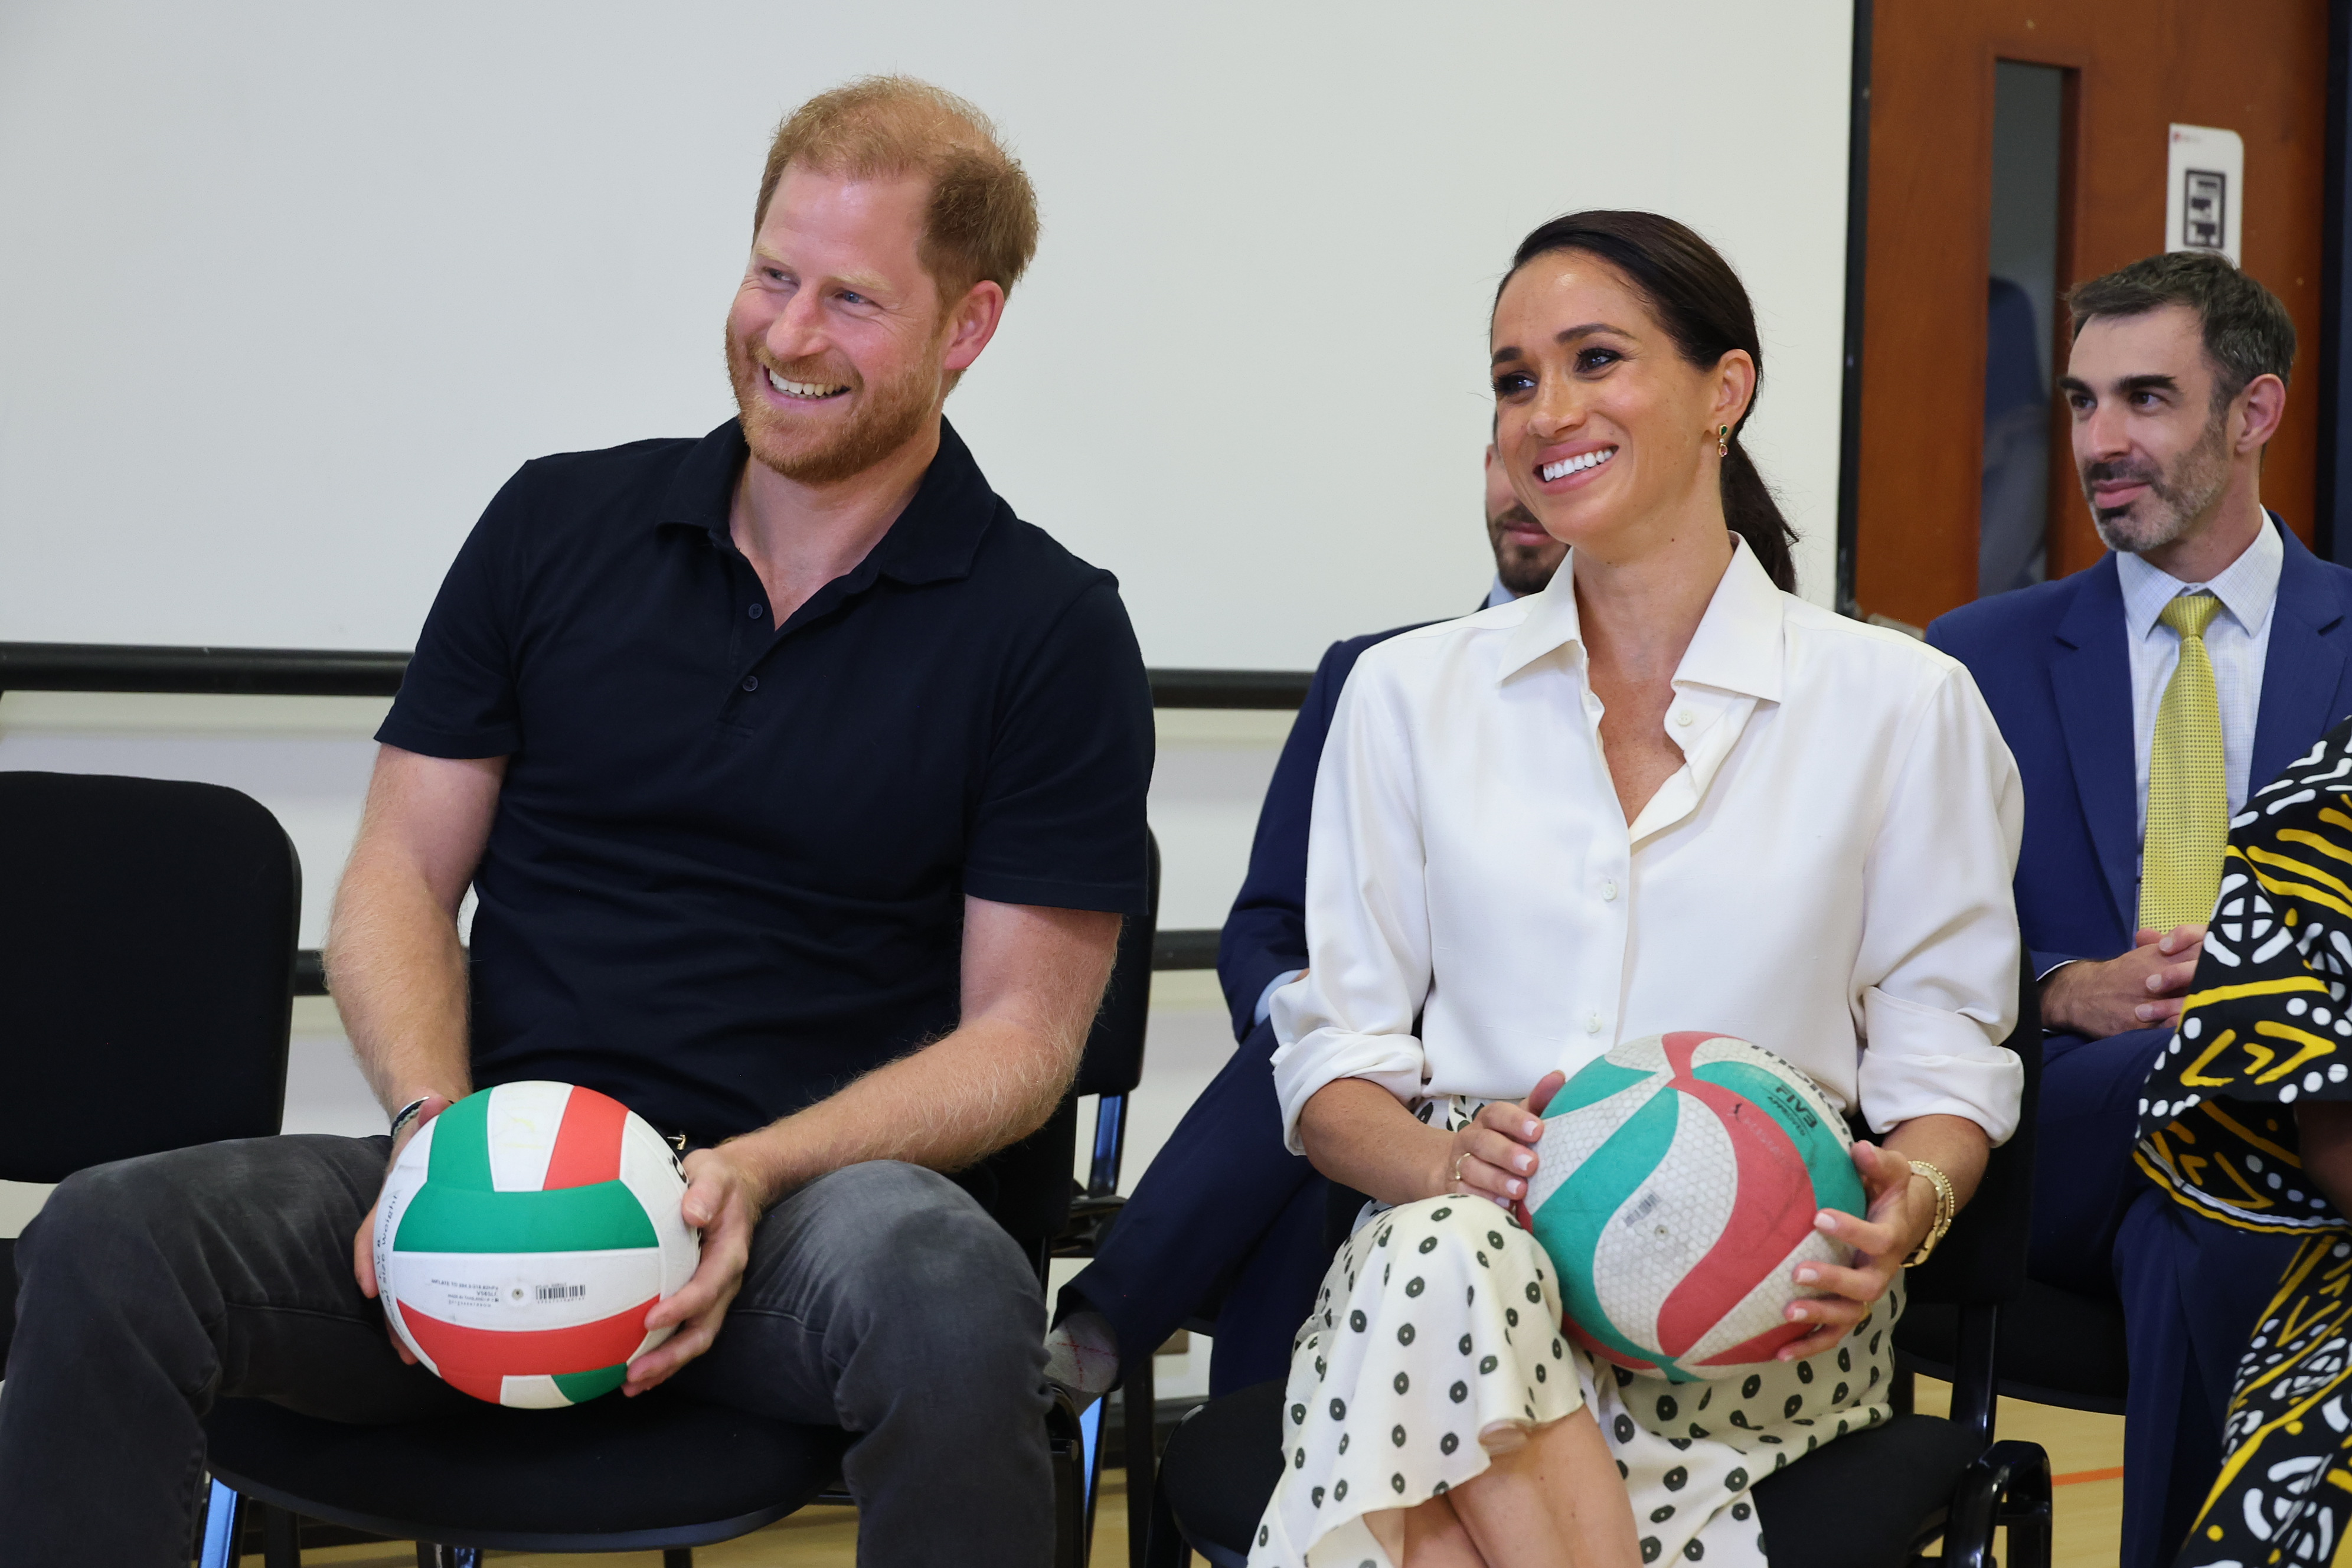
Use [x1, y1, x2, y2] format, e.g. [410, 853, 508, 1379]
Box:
[718, 1016, 1080, 1206]
[325, 854, 474, 1118]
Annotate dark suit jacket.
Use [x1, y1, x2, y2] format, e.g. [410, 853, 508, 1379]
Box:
[1926, 518, 2352, 977]
[1216, 622, 1433, 1043]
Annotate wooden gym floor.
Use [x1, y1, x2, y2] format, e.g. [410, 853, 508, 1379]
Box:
[290, 1376, 2126, 1567]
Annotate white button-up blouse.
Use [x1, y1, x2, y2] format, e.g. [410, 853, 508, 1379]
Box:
[1269, 540, 2027, 1151]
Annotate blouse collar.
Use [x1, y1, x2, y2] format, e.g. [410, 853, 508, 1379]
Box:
[1495, 533, 1786, 701]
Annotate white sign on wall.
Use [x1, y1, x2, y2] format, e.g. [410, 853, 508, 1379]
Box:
[2167, 123, 2245, 264]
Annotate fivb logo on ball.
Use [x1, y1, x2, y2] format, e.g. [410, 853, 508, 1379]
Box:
[374, 1082, 698, 1408]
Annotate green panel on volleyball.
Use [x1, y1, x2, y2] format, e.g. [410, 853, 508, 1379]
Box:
[394, 1180, 659, 1254]
[553, 1365, 629, 1403]
[1533, 1087, 1685, 1374]
[424, 1090, 497, 1190]
[1543, 1057, 1655, 1121]
[1693, 1058, 1866, 1214]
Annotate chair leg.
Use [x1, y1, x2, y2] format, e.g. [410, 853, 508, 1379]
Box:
[1141, 1445, 1188, 1568]
[662, 1551, 694, 1568]
[1080, 1393, 1108, 1551]
[1994, 1439, 2054, 1568]
[1941, 1439, 2052, 1568]
[260, 1501, 301, 1568]
[1051, 1423, 1086, 1568]
[1124, 1353, 1156, 1568]
[198, 1479, 245, 1568]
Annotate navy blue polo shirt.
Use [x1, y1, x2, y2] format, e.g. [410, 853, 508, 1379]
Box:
[377, 417, 1154, 1146]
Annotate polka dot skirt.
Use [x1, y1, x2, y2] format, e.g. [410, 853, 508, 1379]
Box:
[1246, 1194, 1902, 1567]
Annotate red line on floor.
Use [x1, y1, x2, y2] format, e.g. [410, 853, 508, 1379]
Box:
[2053, 1466, 2124, 1487]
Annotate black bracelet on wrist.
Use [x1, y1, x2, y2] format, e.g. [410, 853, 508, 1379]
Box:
[388, 1096, 434, 1141]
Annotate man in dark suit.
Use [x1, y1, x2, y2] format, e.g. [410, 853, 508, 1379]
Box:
[1044, 446, 1566, 1401]
[1928, 251, 2352, 1568]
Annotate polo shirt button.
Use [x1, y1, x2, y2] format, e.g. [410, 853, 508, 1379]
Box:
[748, 603, 764, 619]
[1585, 1012, 1603, 1034]
[1600, 878, 1618, 901]
[741, 675, 759, 692]
[1674, 708, 1694, 726]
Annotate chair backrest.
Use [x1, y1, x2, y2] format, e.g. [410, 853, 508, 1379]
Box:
[1898, 952, 2041, 1309]
[0, 771, 299, 1182]
[1076, 829, 1160, 1099]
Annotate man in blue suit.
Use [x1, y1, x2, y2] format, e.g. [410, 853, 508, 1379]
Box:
[1045, 446, 1566, 1402]
[1928, 251, 2352, 1568]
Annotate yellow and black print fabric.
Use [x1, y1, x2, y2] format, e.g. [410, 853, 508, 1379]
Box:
[2135, 717, 2352, 1567]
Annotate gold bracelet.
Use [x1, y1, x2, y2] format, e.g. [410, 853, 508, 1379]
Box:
[1902, 1160, 1956, 1267]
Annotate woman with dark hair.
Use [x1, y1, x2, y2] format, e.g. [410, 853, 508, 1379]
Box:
[1249, 212, 2027, 1567]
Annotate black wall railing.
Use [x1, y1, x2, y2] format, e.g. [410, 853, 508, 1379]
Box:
[0, 642, 1312, 710]
[0, 641, 1295, 993]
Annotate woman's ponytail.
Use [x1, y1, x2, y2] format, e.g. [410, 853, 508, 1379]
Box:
[1721, 437, 1796, 592]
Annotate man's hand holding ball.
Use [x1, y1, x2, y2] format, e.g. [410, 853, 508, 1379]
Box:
[352, 1092, 458, 1366]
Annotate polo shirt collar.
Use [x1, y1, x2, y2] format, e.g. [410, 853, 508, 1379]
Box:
[1496, 533, 1786, 703]
[655, 416, 998, 587]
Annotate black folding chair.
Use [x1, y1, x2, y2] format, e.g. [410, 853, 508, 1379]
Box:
[1144, 957, 2053, 1568]
[0, 771, 299, 1373]
[1049, 831, 1161, 1560]
[198, 835, 1165, 1568]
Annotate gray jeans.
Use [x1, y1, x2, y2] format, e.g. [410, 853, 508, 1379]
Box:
[0, 1135, 1052, 1567]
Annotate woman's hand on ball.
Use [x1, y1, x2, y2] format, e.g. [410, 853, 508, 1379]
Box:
[624, 1144, 765, 1395]
[1772, 1141, 1928, 1361]
[1442, 1070, 1566, 1206]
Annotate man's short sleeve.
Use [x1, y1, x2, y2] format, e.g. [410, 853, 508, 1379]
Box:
[962, 577, 1154, 913]
[376, 468, 531, 759]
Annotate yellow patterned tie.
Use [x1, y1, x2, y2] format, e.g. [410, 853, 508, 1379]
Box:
[2140, 591, 2228, 932]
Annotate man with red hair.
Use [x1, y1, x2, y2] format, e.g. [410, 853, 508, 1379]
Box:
[0, 78, 1151, 1567]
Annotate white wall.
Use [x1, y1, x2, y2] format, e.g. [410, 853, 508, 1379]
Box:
[0, 0, 1855, 670]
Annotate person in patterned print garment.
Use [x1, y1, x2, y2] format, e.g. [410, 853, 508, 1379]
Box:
[2135, 716, 2352, 1567]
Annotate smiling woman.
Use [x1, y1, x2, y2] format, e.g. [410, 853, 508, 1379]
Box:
[1491, 211, 1799, 597]
[1250, 211, 2024, 1568]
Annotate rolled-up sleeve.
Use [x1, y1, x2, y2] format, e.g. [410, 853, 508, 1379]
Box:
[1268, 655, 1433, 1152]
[1853, 665, 2027, 1142]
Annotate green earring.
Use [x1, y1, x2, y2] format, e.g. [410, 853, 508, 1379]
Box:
[1716, 424, 1729, 458]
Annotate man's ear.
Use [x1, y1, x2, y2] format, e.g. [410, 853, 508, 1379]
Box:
[942, 281, 1007, 375]
[2236, 371, 2288, 454]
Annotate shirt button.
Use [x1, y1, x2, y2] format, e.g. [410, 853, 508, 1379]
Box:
[1674, 708, 1694, 726]
[741, 675, 759, 692]
[1585, 1012, 1603, 1034]
[1600, 878, 1619, 901]
[748, 603, 764, 619]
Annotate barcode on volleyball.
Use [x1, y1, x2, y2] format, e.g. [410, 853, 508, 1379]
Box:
[534, 1284, 586, 1301]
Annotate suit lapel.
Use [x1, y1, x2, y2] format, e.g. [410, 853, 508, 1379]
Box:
[2050, 556, 2139, 933]
[2254, 521, 2350, 785]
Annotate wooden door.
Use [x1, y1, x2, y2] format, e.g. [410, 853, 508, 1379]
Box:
[1853, 1, 2330, 628]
